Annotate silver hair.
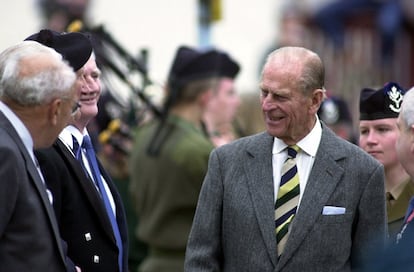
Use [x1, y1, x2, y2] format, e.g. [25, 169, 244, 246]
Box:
[400, 87, 414, 128]
[0, 40, 76, 106]
[263, 46, 325, 95]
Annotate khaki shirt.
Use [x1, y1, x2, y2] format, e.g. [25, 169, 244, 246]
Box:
[386, 178, 414, 241]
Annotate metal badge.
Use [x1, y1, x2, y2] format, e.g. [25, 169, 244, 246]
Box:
[93, 255, 100, 263]
[85, 233, 92, 241]
[396, 223, 407, 244]
[388, 85, 403, 113]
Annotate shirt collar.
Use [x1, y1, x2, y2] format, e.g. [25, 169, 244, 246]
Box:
[388, 178, 412, 200]
[272, 115, 322, 156]
[59, 125, 88, 149]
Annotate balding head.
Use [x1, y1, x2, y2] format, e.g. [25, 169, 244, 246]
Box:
[262, 46, 325, 96]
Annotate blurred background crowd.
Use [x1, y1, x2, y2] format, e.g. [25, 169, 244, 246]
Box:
[3, 0, 414, 138]
[2, 0, 414, 271]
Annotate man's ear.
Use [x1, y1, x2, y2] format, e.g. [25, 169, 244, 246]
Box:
[199, 89, 213, 107]
[48, 98, 62, 126]
[310, 88, 325, 114]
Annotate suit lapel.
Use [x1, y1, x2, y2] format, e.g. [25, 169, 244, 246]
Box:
[277, 126, 345, 269]
[26, 156, 67, 264]
[244, 133, 278, 268]
[55, 139, 116, 241]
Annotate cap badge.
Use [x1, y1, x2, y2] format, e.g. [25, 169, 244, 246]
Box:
[388, 85, 403, 113]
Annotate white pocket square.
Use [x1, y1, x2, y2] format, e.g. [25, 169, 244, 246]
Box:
[322, 206, 346, 215]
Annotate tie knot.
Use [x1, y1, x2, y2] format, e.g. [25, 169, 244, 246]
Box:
[287, 145, 300, 159]
[82, 135, 93, 150]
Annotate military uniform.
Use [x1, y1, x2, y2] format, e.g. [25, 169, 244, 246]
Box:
[387, 178, 414, 240]
[129, 114, 214, 272]
[359, 82, 411, 242]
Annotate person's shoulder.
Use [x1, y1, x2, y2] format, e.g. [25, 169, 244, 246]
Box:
[214, 132, 270, 155]
[130, 120, 160, 151]
[35, 140, 64, 158]
[0, 128, 17, 147]
[0, 137, 21, 162]
[223, 131, 267, 145]
[151, 119, 215, 158]
[174, 130, 214, 156]
[132, 119, 157, 137]
[0, 126, 28, 161]
[322, 127, 381, 165]
[35, 140, 69, 170]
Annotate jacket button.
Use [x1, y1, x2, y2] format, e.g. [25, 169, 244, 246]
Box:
[93, 255, 100, 263]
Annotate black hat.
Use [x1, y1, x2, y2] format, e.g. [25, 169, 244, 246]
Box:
[359, 82, 405, 120]
[25, 29, 92, 71]
[167, 46, 221, 89]
[318, 96, 352, 125]
[217, 51, 240, 79]
[167, 46, 239, 89]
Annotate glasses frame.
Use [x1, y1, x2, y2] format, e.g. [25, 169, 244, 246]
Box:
[61, 96, 81, 117]
[71, 101, 81, 116]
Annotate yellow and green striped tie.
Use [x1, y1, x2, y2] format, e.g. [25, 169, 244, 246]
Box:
[275, 145, 300, 256]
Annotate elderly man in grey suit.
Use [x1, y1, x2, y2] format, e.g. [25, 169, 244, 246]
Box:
[184, 46, 387, 272]
[0, 40, 81, 271]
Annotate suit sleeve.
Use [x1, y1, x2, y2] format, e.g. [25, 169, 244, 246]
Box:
[185, 149, 223, 271]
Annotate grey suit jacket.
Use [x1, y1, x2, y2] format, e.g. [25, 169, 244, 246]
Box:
[185, 124, 386, 272]
[0, 112, 67, 271]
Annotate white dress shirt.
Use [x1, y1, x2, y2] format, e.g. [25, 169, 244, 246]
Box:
[59, 126, 117, 215]
[272, 116, 322, 206]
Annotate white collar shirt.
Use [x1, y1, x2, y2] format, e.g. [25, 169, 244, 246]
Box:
[272, 116, 322, 206]
[59, 126, 116, 215]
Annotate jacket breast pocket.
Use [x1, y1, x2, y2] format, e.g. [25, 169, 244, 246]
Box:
[318, 212, 353, 224]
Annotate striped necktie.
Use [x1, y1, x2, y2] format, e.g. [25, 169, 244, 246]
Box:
[275, 145, 300, 256]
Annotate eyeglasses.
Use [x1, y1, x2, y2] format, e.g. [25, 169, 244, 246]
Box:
[61, 96, 81, 116]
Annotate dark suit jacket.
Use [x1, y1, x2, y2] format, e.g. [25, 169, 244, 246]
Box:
[0, 112, 67, 271]
[185, 124, 387, 272]
[35, 138, 128, 272]
[363, 220, 414, 271]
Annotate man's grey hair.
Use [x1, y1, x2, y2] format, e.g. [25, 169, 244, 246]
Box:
[0, 40, 76, 106]
[263, 46, 325, 95]
[400, 87, 414, 129]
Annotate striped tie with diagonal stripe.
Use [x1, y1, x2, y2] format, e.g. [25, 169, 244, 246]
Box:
[275, 145, 300, 256]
